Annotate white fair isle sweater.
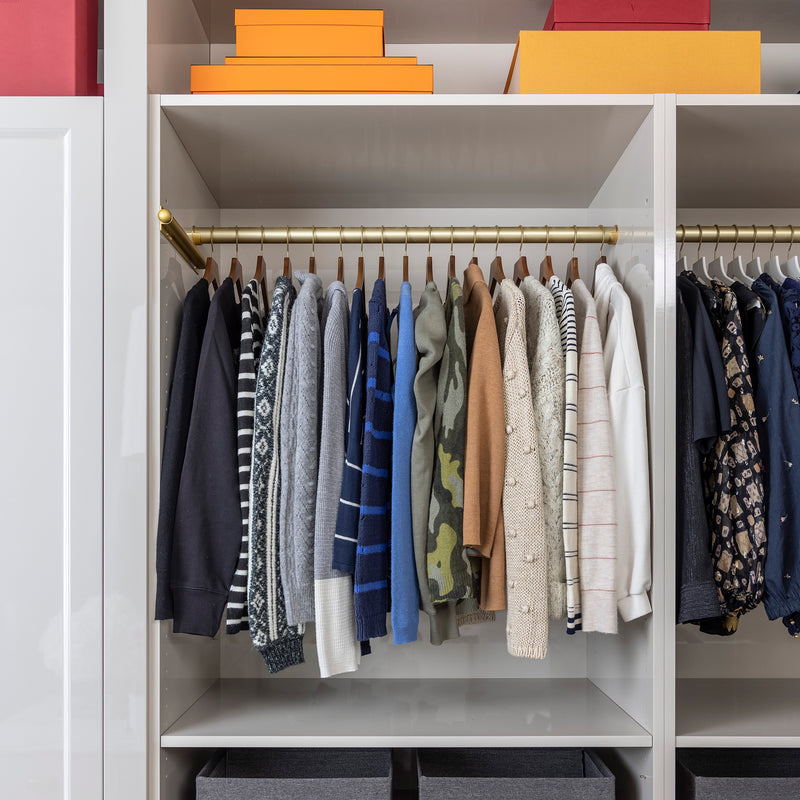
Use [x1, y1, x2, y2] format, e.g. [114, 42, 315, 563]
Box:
[494, 280, 549, 659]
[571, 278, 618, 635]
[593, 264, 652, 622]
[520, 277, 567, 620]
[314, 281, 361, 678]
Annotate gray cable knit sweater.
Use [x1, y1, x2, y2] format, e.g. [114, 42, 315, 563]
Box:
[280, 272, 323, 628]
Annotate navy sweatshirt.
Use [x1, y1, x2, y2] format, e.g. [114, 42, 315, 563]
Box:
[170, 278, 242, 636]
[155, 277, 210, 620]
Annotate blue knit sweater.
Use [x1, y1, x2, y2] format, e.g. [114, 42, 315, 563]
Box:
[390, 282, 419, 643]
[354, 279, 394, 640]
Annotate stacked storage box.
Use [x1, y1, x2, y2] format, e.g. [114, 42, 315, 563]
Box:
[192, 9, 433, 94]
[506, 0, 760, 94]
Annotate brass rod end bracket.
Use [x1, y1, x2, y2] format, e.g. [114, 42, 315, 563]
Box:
[159, 206, 205, 274]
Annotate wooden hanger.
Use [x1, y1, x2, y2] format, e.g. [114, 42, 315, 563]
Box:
[596, 225, 608, 267]
[283, 225, 292, 278]
[488, 227, 506, 296]
[402, 226, 409, 283]
[448, 226, 456, 279]
[255, 226, 269, 308]
[229, 227, 244, 298]
[539, 225, 554, 284]
[336, 225, 346, 284]
[203, 225, 220, 289]
[376, 225, 386, 286]
[425, 226, 434, 283]
[308, 226, 317, 275]
[470, 226, 479, 266]
[363, 225, 373, 287]
[566, 226, 580, 288]
[513, 225, 530, 286]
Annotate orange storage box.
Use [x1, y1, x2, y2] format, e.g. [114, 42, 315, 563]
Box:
[226, 56, 416, 66]
[505, 31, 760, 94]
[234, 9, 384, 57]
[191, 63, 433, 94]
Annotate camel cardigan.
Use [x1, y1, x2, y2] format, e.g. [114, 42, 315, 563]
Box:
[462, 263, 506, 611]
[494, 279, 549, 658]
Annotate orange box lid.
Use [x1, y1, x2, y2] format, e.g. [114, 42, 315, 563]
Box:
[226, 56, 417, 65]
[235, 9, 384, 27]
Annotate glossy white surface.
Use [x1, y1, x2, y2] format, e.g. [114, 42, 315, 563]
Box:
[0, 97, 103, 800]
[676, 679, 800, 747]
[159, 96, 652, 209]
[161, 678, 651, 748]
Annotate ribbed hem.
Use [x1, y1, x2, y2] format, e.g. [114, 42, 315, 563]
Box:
[580, 593, 618, 634]
[508, 643, 548, 660]
[618, 590, 652, 622]
[259, 636, 305, 674]
[171, 588, 227, 637]
[226, 619, 249, 634]
[678, 579, 721, 624]
[356, 612, 388, 642]
[458, 609, 496, 626]
[392, 622, 419, 645]
[286, 597, 315, 628]
[548, 580, 567, 620]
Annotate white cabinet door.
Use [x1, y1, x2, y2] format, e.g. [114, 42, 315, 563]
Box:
[0, 98, 103, 800]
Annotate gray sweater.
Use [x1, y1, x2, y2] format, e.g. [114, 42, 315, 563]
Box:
[280, 272, 323, 627]
[313, 282, 360, 677]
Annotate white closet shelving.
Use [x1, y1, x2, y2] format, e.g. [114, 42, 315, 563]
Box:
[673, 94, 800, 755]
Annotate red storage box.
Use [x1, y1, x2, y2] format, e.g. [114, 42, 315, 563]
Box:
[0, 0, 99, 95]
[544, 0, 710, 30]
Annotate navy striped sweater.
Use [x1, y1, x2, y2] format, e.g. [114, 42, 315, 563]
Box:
[354, 279, 394, 641]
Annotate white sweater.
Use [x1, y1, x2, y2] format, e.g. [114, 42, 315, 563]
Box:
[494, 280, 548, 659]
[593, 264, 652, 622]
[571, 278, 618, 635]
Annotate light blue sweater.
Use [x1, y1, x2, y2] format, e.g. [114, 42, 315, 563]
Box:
[390, 281, 420, 643]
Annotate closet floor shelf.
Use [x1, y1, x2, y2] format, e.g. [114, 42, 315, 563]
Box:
[160, 678, 651, 749]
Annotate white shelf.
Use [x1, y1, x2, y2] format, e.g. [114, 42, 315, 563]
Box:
[676, 679, 800, 747]
[677, 98, 800, 208]
[160, 95, 652, 209]
[161, 678, 652, 748]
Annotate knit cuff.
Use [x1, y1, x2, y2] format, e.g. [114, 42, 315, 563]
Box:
[580, 592, 618, 634]
[618, 590, 652, 622]
[259, 635, 305, 674]
[458, 610, 496, 626]
[356, 612, 388, 642]
[508, 642, 548, 660]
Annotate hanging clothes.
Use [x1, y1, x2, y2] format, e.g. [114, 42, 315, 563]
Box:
[391, 280, 420, 645]
[314, 281, 360, 677]
[547, 275, 581, 633]
[427, 277, 473, 610]
[463, 263, 506, 611]
[354, 278, 393, 641]
[248, 275, 305, 673]
[227, 279, 265, 634]
[675, 279, 728, 625]
[777, 277, 800, 397]
[593, 264, 652, 622]
[280, 271, 323, 628]
[748, 274, 800, 624]
[170, 277, 241, 637]
[155, 276, 210, 622]
[519, 276, 566, 620]
[494, 279, 548, 658]
[412, 281, 460, 644]
[684, 272, 766, 624]
[572, 278, 618, 635]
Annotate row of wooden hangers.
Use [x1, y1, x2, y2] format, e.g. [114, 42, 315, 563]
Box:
[678, 223, 800, 287]
[198, 224, 607, 305]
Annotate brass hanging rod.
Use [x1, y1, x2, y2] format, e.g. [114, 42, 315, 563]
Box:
[677, 225, 798, 244]
[158, 208, 620, 274]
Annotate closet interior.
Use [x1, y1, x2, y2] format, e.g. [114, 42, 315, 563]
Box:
[673, 96, 800, 752]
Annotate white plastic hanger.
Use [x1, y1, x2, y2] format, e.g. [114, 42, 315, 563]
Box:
[727, 225, 750, 285]
[676, 225, 689, 274]
[765, 224, 788, 282]
[706, 224, 734, 286]
[745, 224, 763, 283]
[691, 225, 713, 283]
[782, 225, 800, 280]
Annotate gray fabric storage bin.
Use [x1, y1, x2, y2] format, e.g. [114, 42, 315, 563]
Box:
[677, 749, 800, 800]
[196, 748, 392, 800]
[417, 748, 614, 800]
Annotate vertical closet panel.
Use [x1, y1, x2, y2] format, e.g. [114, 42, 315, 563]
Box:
[149, 101, 223, 800]
[0, 98, 103, 800]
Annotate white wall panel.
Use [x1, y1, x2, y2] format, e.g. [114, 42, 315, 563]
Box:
[0, 98, 103, 800]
